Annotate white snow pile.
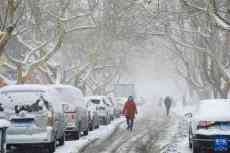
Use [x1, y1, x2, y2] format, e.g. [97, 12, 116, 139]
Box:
[0, 119, 10, 128]
[55, 118, 124, 153]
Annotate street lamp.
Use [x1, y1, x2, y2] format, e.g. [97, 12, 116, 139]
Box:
[0, 119, 10, 153]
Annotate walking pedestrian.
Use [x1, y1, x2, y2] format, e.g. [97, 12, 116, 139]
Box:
[122, 96, 137, 131]
[164, 96, 172, 116]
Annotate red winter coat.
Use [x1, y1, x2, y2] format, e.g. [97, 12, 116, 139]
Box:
[122, 100, 137, 119]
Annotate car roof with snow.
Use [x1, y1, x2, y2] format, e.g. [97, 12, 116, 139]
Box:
[50, 84, 83, 97]
[0, 84, 52, 92]
[85, 96, 105, 100]
[195, 99, 230, 121]
[0, 84, 64, 112]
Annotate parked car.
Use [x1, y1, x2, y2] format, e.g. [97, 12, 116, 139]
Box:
[0, 85, 65, 153]
[86, 96, 110, 125]
[102, 97, 115, 121]
[51, 85, 89, 140]
[106, 97, 116, 120]
[186, 99, 230, 153]
[85, 98, 100, 131]
[108, 96, 121, 118]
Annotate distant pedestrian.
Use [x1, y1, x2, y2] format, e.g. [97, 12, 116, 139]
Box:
[164, 96, 172, 116]
[122, 96, 137, 131]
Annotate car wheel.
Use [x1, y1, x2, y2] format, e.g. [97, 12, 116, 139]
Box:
[75, 131, 80, 140]
[103, 118, 107, 125]
[89, 122, 93, 131]
[83, 129, 89, 136]
[192, 141, 199, 153]
[108, 118, 111, 124]
[189, 137, 192, 149]
[59, 134, 65, 146]
[48, 141, 56, 153]
[189, 128, 192, 148]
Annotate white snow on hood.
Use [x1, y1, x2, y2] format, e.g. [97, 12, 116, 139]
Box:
[194, 99, 230, 121]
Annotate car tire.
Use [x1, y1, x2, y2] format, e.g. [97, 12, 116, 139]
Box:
[189, 138, 192, 149]
[83, 129, 89, 136]
[59, 134, 65, 146]
[189, 129, 192, 148]
[75, 131, 80, 140]
[89, 123, 93, 131]
[48, 141, 56, 153]
[95, 124, 99, 129]
[192, 141, 199, 153]
[103, 118, 107, 125]
[108, 118, 111, 124]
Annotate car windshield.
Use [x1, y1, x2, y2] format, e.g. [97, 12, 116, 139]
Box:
[91, 99, 100, 104]
[0, 90, 51, 113]
[199, 121, 230, 130]
[1, 90, 45, 103]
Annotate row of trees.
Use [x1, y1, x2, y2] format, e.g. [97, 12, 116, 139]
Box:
[155, 0, 230, 99]
[1, 0, 230, 99]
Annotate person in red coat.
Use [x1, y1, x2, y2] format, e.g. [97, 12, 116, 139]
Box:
[122, 96, 137, 131]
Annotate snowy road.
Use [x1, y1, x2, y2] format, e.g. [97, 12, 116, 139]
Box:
[79, 103, 176, 153]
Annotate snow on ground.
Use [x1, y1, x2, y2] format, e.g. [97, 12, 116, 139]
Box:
[159, 105, 192, 153]
[160, 117, 190, 153]
[55, 118, 125, 153]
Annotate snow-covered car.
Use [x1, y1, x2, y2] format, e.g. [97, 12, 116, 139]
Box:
[108, 97, 120, 118]
[85, 98, 100, 131]
[187, 99, 230, 153]
[86, 96, 110, 125]
[51, 85, 89, 140]
[0, 85, 65, 153]
[104, 97, 116, 121]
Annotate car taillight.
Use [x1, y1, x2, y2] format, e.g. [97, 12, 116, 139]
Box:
[198, 121, 215, 129]
[47, 112, 54, 127]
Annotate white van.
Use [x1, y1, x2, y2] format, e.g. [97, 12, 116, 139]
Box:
[51, 85, 89, 140]
[86, 96, 111, 125]
[0, 85, 65, 153]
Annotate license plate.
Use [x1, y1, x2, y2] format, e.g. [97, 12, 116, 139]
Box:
[214, 139, 228, 152]
[15, 123, 32, 128]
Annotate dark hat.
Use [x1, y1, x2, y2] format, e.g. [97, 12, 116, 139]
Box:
[128, 96, 134, 101]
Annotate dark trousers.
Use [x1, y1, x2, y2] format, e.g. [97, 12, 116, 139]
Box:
[126, 118, 134, 131]
[166, 106, 171, 116]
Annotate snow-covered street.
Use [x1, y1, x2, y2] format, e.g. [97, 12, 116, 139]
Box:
[62, 103, 190, 153]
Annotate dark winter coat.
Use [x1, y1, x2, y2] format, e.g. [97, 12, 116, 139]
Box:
[164, 97, 172, 109]
[122, 100, 137, 120]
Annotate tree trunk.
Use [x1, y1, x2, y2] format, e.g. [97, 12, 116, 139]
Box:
[16, 65, 23, 84]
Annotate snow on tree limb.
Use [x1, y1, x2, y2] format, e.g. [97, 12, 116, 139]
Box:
[210, 8, 230, 30]
[65, 26, 96, 33]
[182, 0, 230, 31]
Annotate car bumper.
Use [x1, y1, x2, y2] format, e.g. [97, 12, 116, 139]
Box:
[64, 126, 78, 132]
[7, 133, 52, 144]
[193, 135, 230, 151]
[7, 127, 54, 144]
[98, 116, 107, 121]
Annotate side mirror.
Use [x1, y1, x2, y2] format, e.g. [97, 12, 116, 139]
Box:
[185, 113, 192, 118]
